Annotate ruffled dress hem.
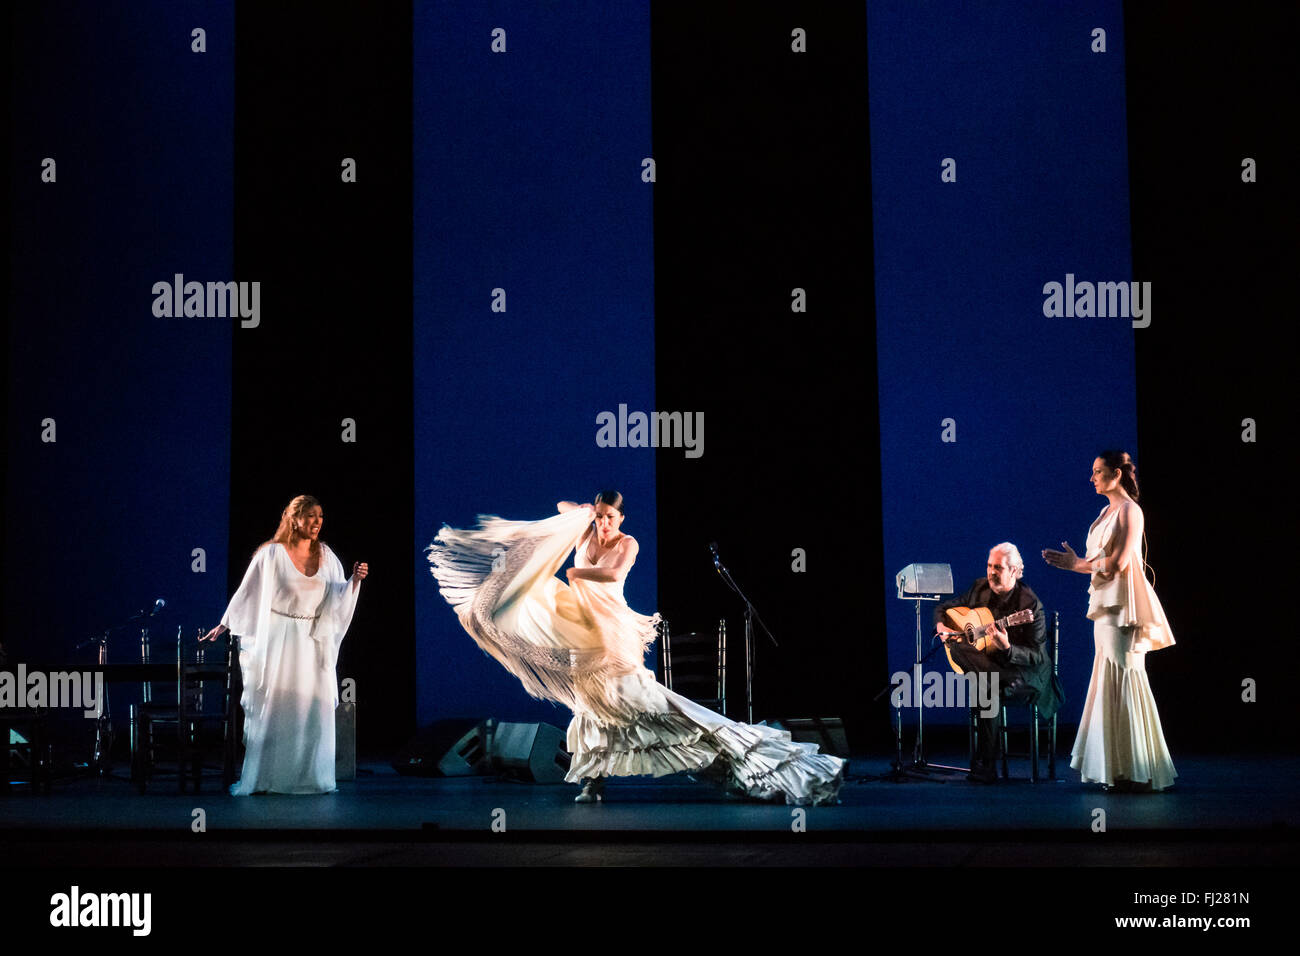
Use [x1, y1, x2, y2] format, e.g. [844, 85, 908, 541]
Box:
[1070, 629, 1177, 792]
[565, 710, 844, 806]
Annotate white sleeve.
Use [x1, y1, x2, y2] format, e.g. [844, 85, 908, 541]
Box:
[311, 546, 359, 670]
[221, 545, 278, 695]
[221, 545, 276, 645]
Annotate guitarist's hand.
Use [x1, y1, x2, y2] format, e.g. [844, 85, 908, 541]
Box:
[987, 622, 1010, 651]
[936, 622, 958, 643]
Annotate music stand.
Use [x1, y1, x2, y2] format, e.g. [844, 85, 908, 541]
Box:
[887, 563, 966, 779]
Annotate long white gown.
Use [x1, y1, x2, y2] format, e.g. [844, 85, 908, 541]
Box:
[1070, 505, 1177, 791]
[221, 542, 360, 794]
[428, 508, 844, 805]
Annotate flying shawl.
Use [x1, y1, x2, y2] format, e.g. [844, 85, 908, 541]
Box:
[427, 508, 659, 723]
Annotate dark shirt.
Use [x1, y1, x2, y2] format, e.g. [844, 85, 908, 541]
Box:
[935, 578, 1061, 718]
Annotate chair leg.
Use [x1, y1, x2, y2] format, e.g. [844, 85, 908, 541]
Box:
[1000, 714, 1009, 780]
[1049, 713, 1057, 780]
[180, 723, 198, 793]
[32, 724, 48, 795]
[129, 704, 141, 788]
[1030, 707, 1040, 783]
[136, 716, 149, 794]
[1, 720, 10, 795]
[42, 740, 53, 795]
[147, 713, 158, 783]
[191, 723, 204, 793]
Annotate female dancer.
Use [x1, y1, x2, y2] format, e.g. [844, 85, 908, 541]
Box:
[203, 495, 368, 794]
[428, 491, 843, 805]
[1042, 452, 1176, 791]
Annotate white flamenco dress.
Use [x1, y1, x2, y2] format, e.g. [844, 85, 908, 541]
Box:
[1070, 506, 1177, 791]
[220, 543, 360, 794]
[428, 508, 844, 805]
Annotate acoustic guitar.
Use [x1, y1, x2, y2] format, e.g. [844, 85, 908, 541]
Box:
[939, 606, 1036, 674]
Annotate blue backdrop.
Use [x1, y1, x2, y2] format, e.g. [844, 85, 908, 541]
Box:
[412, 2, 656, 726]
[869, 0, 1138, 720]
[7, 1, 233, 662]
[5, 0, 1151, 742]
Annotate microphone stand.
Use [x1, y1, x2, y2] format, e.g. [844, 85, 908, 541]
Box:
[710, 545, 777, 724]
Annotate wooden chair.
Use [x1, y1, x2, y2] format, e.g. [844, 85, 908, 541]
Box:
[660, 618, 726, 715]
[131, 630, 239, 793]
[996, 610, 1060, 782]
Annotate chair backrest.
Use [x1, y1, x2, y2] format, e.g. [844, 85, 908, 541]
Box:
[177, 630, 235, 724]
[139, 626, 172, 706]
[999, 609, 1060, 709]
[661, 618, 726, 715]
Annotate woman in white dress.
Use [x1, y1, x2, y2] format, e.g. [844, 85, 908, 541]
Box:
[428, 491, 843, 805]
[203, 495, 368, 794]
[1042, 452, 1176, 792]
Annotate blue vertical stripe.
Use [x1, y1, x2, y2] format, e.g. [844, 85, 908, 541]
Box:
[413, 2, 655, 724]
[868, 0, 1136, 713]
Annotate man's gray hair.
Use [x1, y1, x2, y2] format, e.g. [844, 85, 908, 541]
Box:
[990, 542, 1024, 576]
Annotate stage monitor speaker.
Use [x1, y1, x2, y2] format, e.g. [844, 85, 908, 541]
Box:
[491, 721, 571, 784]
[392, 718, 492, 777]
[335, 701, 356, 781]
[783, 717, 851, 758]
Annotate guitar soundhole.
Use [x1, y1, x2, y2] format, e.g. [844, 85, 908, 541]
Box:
[964, 625, 975, 643]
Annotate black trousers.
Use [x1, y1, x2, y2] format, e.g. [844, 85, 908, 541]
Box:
[944, 642, 1022, 770]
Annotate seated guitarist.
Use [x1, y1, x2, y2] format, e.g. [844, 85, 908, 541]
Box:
[935, 543, 1062, 783]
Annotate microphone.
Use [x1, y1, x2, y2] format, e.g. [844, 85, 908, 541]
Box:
[150, 598, 166, 617]
[708, 542, 720, 570]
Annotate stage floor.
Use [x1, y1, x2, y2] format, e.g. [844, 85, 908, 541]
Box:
[3, 752, 1296, 867]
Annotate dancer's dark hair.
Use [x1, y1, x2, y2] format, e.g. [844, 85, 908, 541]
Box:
[1098, 450, 1139, 502]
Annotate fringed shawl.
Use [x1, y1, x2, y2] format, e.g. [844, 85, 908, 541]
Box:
[428, 508, 659, 722]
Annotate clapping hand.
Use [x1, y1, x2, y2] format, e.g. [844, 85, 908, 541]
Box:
[1041, 541, 1079, 571]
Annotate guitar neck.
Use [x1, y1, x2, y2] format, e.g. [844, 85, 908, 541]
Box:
[942, 607, 1035, 661]
[977, 610, 1032, 637]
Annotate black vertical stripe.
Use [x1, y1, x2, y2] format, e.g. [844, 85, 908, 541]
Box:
[1125, 0, 1296, 749]
[651, 2, 885, 742]
[232, 3, 414, 751]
